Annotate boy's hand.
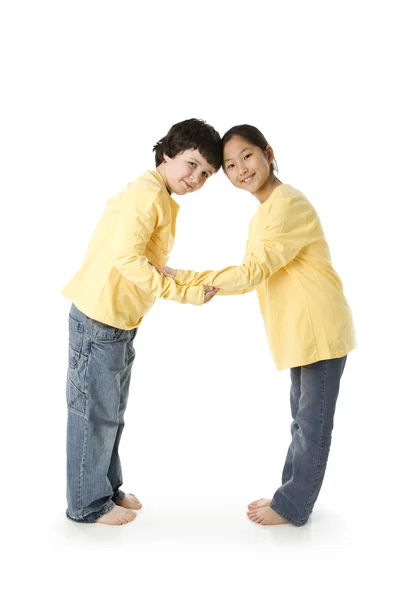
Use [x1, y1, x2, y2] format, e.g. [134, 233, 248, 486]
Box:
[161, 266, 177, 279]
[204, 285, 220, 304]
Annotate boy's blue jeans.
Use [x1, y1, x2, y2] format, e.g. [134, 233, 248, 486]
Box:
[270, 356, 347, 526]
[66, 304, 138, 523]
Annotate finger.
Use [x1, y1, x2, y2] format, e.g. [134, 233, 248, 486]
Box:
[204, 286, 215, 292]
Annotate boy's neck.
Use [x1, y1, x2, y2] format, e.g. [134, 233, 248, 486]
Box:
[156, 164, 172, 195]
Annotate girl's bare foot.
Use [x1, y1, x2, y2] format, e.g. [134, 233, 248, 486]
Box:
[247, 498, 272, 510]
[247, 506, 289, 526]
[115, 493, 142, 510]
[96, 505, 137, 525]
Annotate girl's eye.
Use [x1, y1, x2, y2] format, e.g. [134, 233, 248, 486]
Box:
[227, 164, 234, 169]
[202, 172, 208, 179]
[244, 154, 252, 159]
[189, 162, 197, 167]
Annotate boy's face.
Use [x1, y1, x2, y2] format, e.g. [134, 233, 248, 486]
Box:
[162, 148, 215, 195]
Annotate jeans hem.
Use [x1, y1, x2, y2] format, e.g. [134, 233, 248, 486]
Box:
[270, 500, 309, 527]
[66, 499, 115, 523]
[113, 489, 125, 502]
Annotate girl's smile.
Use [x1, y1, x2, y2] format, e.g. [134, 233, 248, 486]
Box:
[223, 136, 280, 203]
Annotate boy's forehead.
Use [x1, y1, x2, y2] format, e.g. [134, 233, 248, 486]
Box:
[181, 148, 215, 172]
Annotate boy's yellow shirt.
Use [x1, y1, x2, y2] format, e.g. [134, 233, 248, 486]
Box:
[62, 170, 204, 329]
[174, 184, 357, 370]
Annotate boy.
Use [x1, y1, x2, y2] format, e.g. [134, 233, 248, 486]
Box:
[62, 118, 221, 525]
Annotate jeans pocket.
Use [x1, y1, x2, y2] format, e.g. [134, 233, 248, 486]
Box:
[67, 376, 88, 416]
[68, 314, 83, 352]
[90, 318, 123, 342]
[67, 314, 88, 415]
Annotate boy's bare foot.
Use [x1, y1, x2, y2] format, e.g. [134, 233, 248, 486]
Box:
[96, 505, 137, 526]
[247, 498, 272, 510]
[247, 506, 289, 526]
[115, 493, 142, 510]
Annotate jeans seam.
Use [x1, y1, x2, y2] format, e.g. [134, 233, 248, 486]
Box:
[300, 360, 329, 520]
[78, 416, 88, 514]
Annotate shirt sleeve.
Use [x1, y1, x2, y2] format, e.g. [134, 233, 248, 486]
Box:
[174, 195, 314, 291]
[174, 268, 253, 295]
[112, 182, 204, 305]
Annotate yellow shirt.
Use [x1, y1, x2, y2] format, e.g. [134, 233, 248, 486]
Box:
[174, 184, 356, 370]
[62, 170, 204, 329]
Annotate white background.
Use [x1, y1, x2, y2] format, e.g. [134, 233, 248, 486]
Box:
[1, 0, 399, 598]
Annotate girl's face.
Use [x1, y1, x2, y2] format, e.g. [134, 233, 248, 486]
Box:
[223, 136, 274, 194]
[162, 148, 215, 195]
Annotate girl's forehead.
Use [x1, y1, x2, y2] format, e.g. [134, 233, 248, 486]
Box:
[223, 137, 257, 159]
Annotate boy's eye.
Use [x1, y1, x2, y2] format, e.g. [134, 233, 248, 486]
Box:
[189, 162, 197, 167]
[227, 164, 234, 169]
[244, 154, 252, 159]
[202, 172, 209, 179]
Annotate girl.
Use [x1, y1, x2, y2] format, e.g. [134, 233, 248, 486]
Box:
[160, 125, 356, 527]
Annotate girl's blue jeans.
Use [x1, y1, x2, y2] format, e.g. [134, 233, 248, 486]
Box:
[66, 304, 137, 523]
[270, 356, 347, 526]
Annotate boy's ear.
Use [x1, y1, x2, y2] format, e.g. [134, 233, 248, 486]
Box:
[162, 152, 171, 163]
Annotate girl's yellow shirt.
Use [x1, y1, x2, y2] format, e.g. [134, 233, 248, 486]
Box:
[175, 184, 356, 370]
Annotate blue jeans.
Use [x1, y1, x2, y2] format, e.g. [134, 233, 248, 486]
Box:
[66, 304, 137, 523]
[270, 356, 347, 526]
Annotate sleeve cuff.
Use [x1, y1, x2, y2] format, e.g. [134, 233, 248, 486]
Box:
[182, 285, 204, 305]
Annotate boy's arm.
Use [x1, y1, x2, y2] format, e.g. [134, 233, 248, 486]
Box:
[171, 196, 313, 292]
[112, 183, 204, 305]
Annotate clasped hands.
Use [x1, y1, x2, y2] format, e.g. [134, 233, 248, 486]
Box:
[151, 263, 219, 304]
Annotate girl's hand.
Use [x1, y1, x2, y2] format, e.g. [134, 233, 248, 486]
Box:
[161, 266, 177, 279]
[204, 285, 220, 304]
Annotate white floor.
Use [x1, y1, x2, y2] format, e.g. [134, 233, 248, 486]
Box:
[5, 483, 397, 599]
[4, 305, 399, 599]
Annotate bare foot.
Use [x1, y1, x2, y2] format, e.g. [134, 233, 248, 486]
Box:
[247, 506, 289, 526]
[115, 493, 142, 510]
[247, 498, 272, 510]
[96, 505, 137, 525]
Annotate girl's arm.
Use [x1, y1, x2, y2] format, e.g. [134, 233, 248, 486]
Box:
[164, 195, 314, 292]
[172, 268, 254, 295]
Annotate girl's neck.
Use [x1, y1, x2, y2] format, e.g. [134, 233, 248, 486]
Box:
[254, 175, 282, 204]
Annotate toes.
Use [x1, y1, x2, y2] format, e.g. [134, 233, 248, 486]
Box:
[248, 498, 271, 510]
[247, 511, 259, 522]
[128, 494, 142, 508]
[248, 498, 263, 509]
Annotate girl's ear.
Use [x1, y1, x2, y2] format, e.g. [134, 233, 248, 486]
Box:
[266, 144, 275, 165]
[162, 153, 171, 163]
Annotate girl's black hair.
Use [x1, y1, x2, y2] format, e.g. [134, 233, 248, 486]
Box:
[153, 118, 222, 172]
[221, 124, 278, 174]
